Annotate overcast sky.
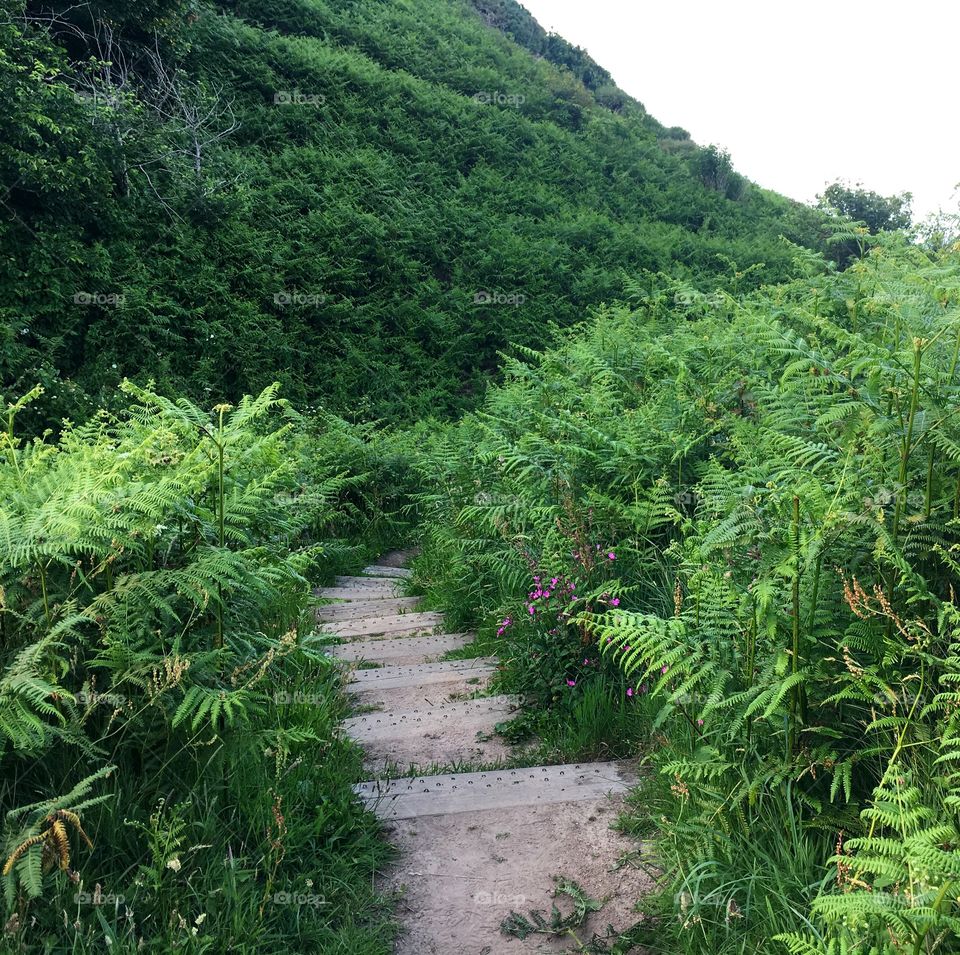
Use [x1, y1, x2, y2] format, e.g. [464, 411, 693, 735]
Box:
[518, 0, 959, 221]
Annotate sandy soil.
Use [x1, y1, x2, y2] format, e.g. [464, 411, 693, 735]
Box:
[381, 793, 652, 954]
[377, 549, 422, 568]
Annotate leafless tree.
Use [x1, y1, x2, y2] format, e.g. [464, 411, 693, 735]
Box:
[144, 34, 240, 193]
[17, 6, 241, 207]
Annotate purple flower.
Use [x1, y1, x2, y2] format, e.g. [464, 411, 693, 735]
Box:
[610, 597, 620, 607]
[566, 679, 577, 687]
[661, 665, 669, 675]
[608, 552, 616, 561]
[626, 687, 634, 697]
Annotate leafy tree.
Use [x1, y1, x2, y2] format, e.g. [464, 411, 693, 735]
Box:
[818, 180, 913, 233]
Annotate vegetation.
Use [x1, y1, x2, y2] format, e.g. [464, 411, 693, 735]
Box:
[411, 235, 960, 953]
[819, 181, 914, 235]
[2, 0, 826, 428]
[3, 0, 958, 952]
[0, 384, 411, 951]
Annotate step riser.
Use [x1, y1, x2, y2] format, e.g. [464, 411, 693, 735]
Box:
[323, 612, 444, 639]
[346, 660, 496, 693]
[318, 587, 399, 601]
[335, 575, 403, 589]
[362, 565, 412, 578]
[343, 696, 518, 743]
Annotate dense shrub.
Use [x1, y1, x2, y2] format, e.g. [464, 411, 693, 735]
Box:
[1, 0, 827, 428]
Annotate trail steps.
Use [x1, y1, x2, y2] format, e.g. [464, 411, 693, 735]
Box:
[321, 551, 648, 953]
[333, 632, 473, 665]
[356, 762, 632, 820]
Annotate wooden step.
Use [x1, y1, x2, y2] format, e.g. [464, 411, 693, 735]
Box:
[322, 611, 444, 639]
[362, 565, 412, 579]
[317, 596, 422, 621]
[334, 575, 402, 591]
[317, 586, 399, 601]
[343, 695, 518, 742]
[332, 633, 474, 665]
[356, 762, 633, 820]
[345, 658, 497, 694]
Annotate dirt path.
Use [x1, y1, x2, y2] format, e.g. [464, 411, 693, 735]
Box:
[321, 552, 652, 953]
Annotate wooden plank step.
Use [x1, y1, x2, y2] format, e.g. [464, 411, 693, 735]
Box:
[362, 565, 412, 579]
[317, 586, 399, 601]
[345, 658, 497, 693]
[334, 576, 402, 590]
[332, 633, 473, 665]
[317, 597, 421, 621]
[322, 611, 444, 639]
[342, 695, 519, 744]
[356, 762, 633, 820]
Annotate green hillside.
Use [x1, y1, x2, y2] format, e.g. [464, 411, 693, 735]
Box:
[2, 0, 825, 426]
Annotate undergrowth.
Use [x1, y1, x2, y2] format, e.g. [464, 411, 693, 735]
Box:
[410, 234, 960, 953]
[0, 383, 413, 952]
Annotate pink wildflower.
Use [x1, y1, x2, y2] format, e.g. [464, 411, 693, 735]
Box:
[626, 687, 634, 697]
[566, 679, 576, 687]
[610, 597, 620, 607]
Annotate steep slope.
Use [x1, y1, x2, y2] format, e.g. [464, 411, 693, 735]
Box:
[2, 0, 826, 427]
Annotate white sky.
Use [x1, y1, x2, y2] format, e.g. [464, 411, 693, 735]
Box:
[518, 0, 960, 220]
